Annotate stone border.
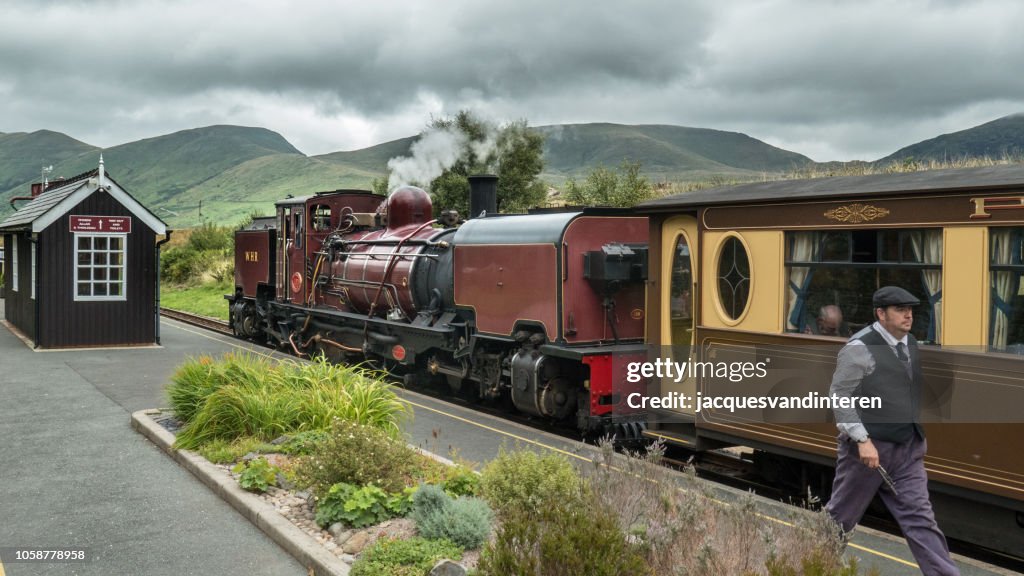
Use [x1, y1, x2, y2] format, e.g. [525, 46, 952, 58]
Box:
[131, 409, 349, 576]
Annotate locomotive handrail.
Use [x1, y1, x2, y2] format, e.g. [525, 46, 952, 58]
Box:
[329, 251, 439, 260]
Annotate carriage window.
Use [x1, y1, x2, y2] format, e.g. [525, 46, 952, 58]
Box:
[717, 236, 750, 320]
[670, 235, 694, 345]
[989, 228, 1024, 351]
[785, 229, 942, 343]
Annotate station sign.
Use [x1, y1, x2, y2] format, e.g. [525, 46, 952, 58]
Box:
[70, 215, 132, 233]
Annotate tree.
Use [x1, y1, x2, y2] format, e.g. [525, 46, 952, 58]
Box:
[562, 159, 653, 208]
[424, 111, 547, 217]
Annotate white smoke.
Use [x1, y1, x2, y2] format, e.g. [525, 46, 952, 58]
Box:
[386, 127, 468, 191]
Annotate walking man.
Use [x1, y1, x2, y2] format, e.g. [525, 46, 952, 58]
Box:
[826, 286, 960, 575]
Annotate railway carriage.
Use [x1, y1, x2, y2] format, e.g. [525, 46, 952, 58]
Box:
[637, 164, 1024, 558]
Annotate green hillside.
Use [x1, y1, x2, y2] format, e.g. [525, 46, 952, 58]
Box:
[0, 125, 302, 221]
[6, 115, 1022, 230]
[538, 123, 814, 182]
[158, 153, 380, 228]
[314, 136, 417, 173]
[0, 130, 97, 196]
[877, 113, 1024, 164]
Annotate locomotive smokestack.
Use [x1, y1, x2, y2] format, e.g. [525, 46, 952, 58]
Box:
[468, 174, 498, 219]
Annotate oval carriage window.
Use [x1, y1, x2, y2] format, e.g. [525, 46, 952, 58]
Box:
[717, 236, 750, 320]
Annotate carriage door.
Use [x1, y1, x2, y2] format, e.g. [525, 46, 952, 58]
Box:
[662, 215, 698, 415]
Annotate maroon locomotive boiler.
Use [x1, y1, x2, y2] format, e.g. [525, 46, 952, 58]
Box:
[228, 175, 650, 437]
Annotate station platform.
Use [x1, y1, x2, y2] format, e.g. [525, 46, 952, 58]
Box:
[0, 300, 1017, 575]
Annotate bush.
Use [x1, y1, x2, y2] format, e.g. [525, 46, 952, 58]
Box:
[480, 448, 585, 518]
[187, 221, 233, 252]
[232, 457, 280, 493]
[296, 418, 419, 494]
[410, 485, 493, 550]
[314, 482, 399, 528]
[350, 537, 462, 576]
[441, 465, 480, 497]
[167, 354, 222, 424]
[169, 354, 408, 450]
[477, 498, 649, 576]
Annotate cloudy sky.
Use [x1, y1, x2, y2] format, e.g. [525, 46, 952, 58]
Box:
[2, 0, 1022, 162]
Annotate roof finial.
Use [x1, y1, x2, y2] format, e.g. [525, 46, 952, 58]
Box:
[98, 153, 105, 188]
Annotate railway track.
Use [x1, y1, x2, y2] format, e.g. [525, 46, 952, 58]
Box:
[160, 306, 1024, 572]
[160, 308, 233, 335]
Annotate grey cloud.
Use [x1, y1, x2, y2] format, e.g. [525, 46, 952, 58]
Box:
[1, 0, 1023, 160]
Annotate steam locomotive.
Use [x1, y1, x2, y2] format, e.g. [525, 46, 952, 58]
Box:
[227, 175, 650, 438]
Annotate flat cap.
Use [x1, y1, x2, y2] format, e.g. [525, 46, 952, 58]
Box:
[872, 286, 920, 308]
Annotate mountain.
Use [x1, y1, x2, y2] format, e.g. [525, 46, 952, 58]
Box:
[539, 123, 813, 181]
[314, 136, 417, 173]
[0, 125, 304, 224]
[0, 130, 97, 195]
[877, 114, 1024, 164]
[6, 115, 1023, 229]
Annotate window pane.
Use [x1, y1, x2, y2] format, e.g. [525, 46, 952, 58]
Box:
[820, 232, 850, 262]
[78, 253, 91, 265]
[94, 268, 107, 281]
[95, 237, 108, 250]
[670, 235, 694, 346]
[94, 253, 107, 265]
[717, 237, 750, 320]
[990, 228, 1024, 350]
[902, 231, 923, 263]
[109, 267, 122, 281]
[879, 230, 900, 262]
[94, 283, 107, 296]
[109, 237, 122, 251]
[77, 268, 91, 281]
[110, 252, 123, 266]
[77, 282, 91, 296]
[109, 283, 122, 296]
[78, 237, 91, 250]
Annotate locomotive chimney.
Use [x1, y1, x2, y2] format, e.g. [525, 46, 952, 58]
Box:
[468, 174, 498, 219]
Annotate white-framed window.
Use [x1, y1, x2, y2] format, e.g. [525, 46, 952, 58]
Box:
[30, 242, 36, 300]
[12, 235, 18, 292]
[74, 233, 127, 301]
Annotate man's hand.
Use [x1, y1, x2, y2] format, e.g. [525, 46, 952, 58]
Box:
[858, 439, 879, 468]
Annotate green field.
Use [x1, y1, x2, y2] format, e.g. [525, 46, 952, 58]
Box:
[161, 280, 232, 321]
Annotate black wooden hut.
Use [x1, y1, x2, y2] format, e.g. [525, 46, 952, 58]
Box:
[0, 159, 169, 348]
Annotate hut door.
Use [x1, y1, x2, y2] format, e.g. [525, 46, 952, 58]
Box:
[661, 215, 698, 415]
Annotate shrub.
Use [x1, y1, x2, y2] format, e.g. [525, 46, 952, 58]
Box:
[232, 457, 279, 493]
[350, 537, 462, 576]
[480, 448, 585, 518]
[167, 354, 222, 424]
[477, 498, 649, 576]
[411, 484, 493, 550]
[296, 418, 419, 494]
[441, 465, 480, 497]
[170, 354, 408, 450]
[314, 482, 400, 528]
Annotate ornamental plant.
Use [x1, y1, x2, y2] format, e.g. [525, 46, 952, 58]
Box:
[232, 457, 279, 493]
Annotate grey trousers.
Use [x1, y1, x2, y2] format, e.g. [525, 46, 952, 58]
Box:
[825, 435, 960, 576]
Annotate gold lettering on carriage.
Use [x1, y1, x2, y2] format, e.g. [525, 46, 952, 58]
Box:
[969, 196, 1024, 219]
